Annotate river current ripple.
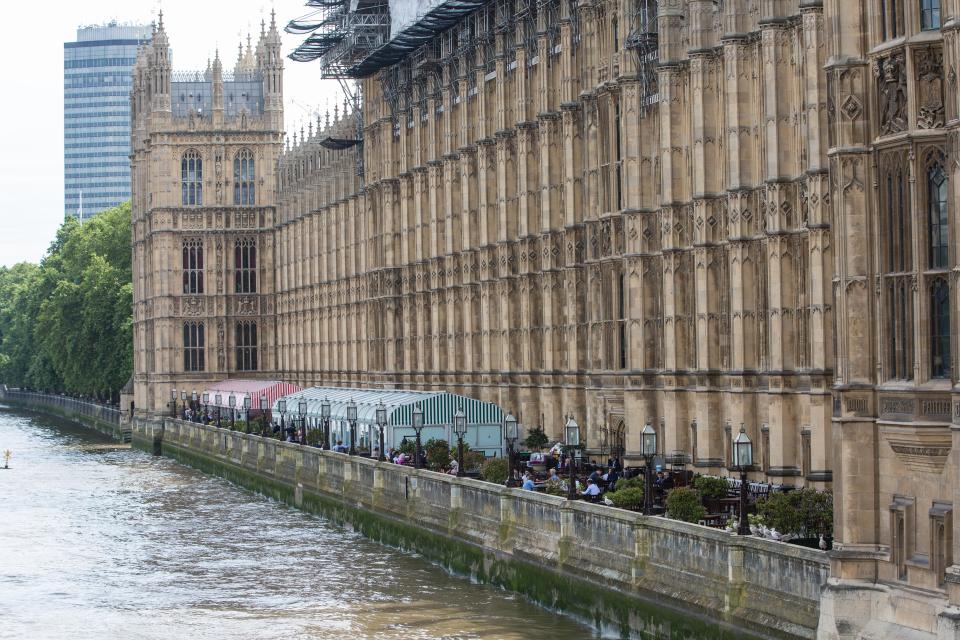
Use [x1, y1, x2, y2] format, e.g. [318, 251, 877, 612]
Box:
[0, 406, 596, 639]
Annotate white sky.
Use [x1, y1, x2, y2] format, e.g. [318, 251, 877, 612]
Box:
[0, 0, 344, 268]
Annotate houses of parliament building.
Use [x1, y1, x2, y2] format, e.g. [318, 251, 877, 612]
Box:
[131, 0, 959, 637]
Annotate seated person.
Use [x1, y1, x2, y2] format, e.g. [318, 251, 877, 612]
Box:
[548, 468, 561, 483]
[588, 467, 602, 484]
[581, 478, 601, 498]
[521, 472, 536, 490]
[603, 467, 620, 490]
[332, 439, 349, 453]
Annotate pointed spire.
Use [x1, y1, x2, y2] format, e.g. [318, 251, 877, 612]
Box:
[293, 130, 298, 147]
[333, 103, 339, 121]
[325, 109, 330, 128]
[308, 120, 313, 139]
[317, 111, 323, 133]
[158, 9, 164, 31]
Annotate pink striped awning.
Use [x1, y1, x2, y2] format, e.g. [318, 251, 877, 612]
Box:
[201, 379, 302, 410]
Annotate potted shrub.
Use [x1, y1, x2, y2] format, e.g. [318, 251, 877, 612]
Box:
[424, 438, 452, 471]
[481, 457, 508, 484]
[523, 424, 550, 451]
[693, 475, 729, 513]
[606, 486, 644, 510]
[666, 487, 708, 523]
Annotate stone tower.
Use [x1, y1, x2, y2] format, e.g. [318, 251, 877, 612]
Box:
[130, 12, 284, 415]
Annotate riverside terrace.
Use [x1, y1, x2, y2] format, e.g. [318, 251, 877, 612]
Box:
[134, 416, 829, 640]
[174, 385, 825, 541]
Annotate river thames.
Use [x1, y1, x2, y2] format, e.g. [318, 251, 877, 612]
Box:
[0, 406, 599, 639]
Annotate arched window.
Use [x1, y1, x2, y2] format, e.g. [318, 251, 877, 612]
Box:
[235, 238, 257, 293]
[931, 278, 950, 378]
[182, 239, 204, 294]
[236, 321, 258, 371]
[234, 149, 255, 205]
[181, 150, 202, 205]
[183, 322, 205, 372]
[928, 162, 948, 269]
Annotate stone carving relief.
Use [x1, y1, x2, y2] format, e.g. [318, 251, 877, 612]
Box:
[875, 53, 908, 135]
[236, 296, 258, 316]
[916, 47, 944, 129]
[182, 296, 204, 317]
[216, 239, 224, 294]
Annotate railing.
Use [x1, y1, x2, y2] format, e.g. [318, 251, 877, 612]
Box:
[0, 389, 121, 426]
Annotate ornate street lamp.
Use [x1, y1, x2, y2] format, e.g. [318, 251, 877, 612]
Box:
[202, 392, 210, 422]
[321, 397, 331, 450]
[411, 405, 424, 469]
[376, 401, 388, 461]
[180, 390, 187, 410]
[191, 390, 198, 414]
[277, 398, 287, 439]
[299, 398, 308, 445]
[733, 424, 754, 536]
[453, 407, 467, 477]
[170, 388, 177, 418]
[503, 413, 519, 487]
[228, 393, 237, 430]
[346, 398, 358, 454]
[565, 416, 580, 500]
[641, 421, 657, 515]
[215, 393, 223, 428]
[243, 395, 252, 432]
[259, 394, 268, 436]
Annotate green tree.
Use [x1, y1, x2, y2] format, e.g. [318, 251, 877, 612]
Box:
[0, 203, 132, 400]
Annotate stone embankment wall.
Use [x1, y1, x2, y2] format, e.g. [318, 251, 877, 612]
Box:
[0, 389, 128, 442]
[135, 418, 828, 640]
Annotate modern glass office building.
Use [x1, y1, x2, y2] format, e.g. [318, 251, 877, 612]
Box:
[64, 23, 152, 221]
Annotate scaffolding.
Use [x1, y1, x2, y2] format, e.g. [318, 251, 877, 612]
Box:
[624, 0, 658, 115]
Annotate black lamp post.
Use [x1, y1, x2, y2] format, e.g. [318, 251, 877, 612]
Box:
[191, 390, 198, 415]
[376, 401, 387, 461]
[170, 388, 177, 418]
[453, 407, 467, 477]
[259, 394, 268, 435]
[215, 393, 223, 428]
[641, 421, 657, 515]
[228, 393, 236, 430]
[346, 398, 358, 455]
[180, 390, 187, 417]
[243, 395, 251, 432]
[321, 397, 331, 450]
[565, 416, 580, 501]
[734, 424, 754, 536]
[277, 398, 286, 439]
[503, 413, 518, 487]
[202, 392, 210, 422]
[298, 398, 308, 445]
[412, 405, 424, 469]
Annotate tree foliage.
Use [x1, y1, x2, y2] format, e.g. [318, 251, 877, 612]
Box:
[0, 203, 132, 401]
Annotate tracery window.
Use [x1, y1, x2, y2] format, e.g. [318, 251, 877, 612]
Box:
[183, 322, 205, 372]
[236, 321, 258, 371]
[233, 148, 255, 205]
[920, 0, 941, 30]
[181, 149, 202, 205]
[234, 238, 257, 293]
[182, 239, 204, 294]
[883, 159, 914, 380]
[931, 278, 950, 378]
[928, 161, 948, 269]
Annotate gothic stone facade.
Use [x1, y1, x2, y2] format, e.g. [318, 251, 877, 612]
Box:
[134, 0, 960, 637]
[131, 15, 285, 415]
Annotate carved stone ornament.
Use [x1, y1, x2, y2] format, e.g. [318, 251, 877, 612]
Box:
[916, 47, 944, 130]
[182, 296, 204, 317]
[875, 53, 908, 135]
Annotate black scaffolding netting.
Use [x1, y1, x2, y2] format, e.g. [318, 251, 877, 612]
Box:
[347, 0, 487, 77]
[319, 136, 362, 150]
[289, 32, 347, 62]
